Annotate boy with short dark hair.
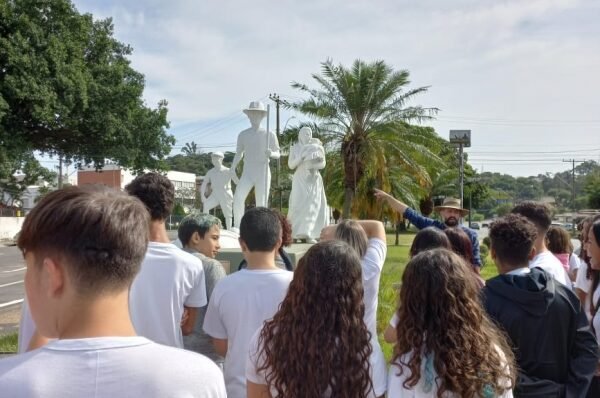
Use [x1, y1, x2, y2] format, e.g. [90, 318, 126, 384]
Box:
[126, 173, 207, 348]
[484, 214, 598, 397]
[0, 186, 225, 397]
[511, 201, 569, 286]
[203, 207, 293, 397]
[178, 213, 226, 364]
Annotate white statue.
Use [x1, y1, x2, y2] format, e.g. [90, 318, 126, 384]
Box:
[230, 101, 280, 229]
[200, 151, 236, 230]
[288, 126, 329, 243]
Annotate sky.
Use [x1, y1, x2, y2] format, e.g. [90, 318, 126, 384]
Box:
[70, 0, 600, 177]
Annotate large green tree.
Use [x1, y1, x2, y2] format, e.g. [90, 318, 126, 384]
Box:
[0, 0, 174, 180]
[291, 59, 442, 218]
[585, 171, 600, 209]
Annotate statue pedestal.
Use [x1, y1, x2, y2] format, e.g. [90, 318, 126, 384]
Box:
[215, 243, 314, 274]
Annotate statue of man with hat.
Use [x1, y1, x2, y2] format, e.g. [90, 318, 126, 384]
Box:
[230, 101, 280, 229]
[200, 151, 236, 230]
[374, 189, 482, 269]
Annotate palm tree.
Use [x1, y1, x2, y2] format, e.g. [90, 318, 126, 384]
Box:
[181, 141, 199, 156]
[291, 59, 443, 217]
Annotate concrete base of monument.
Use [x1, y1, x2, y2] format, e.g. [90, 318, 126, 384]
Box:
[215, 243, 314, 274]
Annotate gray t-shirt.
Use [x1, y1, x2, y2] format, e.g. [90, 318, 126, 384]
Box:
[182, 250, 227, 364]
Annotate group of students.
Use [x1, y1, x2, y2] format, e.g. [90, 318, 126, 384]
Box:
[1, 172, 600, 397]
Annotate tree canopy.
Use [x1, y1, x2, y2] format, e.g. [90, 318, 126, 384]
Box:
[0, 0, 174, 181]
[291, 59, 443, 218]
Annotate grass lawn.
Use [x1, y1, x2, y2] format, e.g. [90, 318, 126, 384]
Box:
[377, 232, 497, 360]
[0, 332, 18, 353]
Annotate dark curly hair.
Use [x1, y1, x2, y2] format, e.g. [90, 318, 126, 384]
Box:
[255, 240, 373, 397]
[489, 214, 538, 267]
[274, 210, 293, 247]
[392, 249, 516, 398]
[409, 227, 451, 257]
[125, 172, 174, 221]
[511, 201, 552, 232]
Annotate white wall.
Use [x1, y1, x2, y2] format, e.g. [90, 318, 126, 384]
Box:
[0, 217, 24, 240]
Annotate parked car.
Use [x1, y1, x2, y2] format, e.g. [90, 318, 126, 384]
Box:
[469, 222, 481, 230]
[482, 223, 489, 228]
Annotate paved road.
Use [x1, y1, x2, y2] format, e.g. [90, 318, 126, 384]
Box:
[0, 246, 25, 310]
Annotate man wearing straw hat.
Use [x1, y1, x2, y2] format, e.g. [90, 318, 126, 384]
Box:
[230, 101, 280, 229]
[374, 189, 482, 270]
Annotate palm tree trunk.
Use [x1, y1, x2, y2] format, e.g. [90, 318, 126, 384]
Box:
[341, 135, 365, 219]
[343, 187, 354, 219]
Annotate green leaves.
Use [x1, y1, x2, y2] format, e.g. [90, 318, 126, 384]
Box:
[0, 0, 173, 179]
[292, 59, 445, 218]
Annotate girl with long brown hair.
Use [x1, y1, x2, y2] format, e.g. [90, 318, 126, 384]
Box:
[389, 248, 516, 397]
[246, 240, 373, 397]
[575, 216, 599, 320]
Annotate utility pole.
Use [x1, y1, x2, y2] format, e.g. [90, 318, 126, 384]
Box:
[562, 158, 585, 214]
[269, 93, 284, 211]
[449, 130, 471, 210]
[58, 156, 63, 189]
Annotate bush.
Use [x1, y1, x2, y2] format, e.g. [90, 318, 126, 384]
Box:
[172, 202, 186, 216]
[482, 236, 491, 249]
[479, 244, 489, 267]
[471, 213, 485, 222]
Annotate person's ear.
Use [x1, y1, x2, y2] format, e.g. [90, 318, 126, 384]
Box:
[490, 246, 497, 261]
[42, 257, 65, 298]
[528, 246, 537, 261]
[238, 238, 248, 252]
[276, 236, 283, 250]
[191, 231, 202, 244]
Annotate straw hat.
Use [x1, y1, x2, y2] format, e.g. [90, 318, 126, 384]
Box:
[434, 197, 469, 215]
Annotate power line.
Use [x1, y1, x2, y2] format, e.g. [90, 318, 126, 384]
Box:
[438, 115, 600, 124]
[466, 148, 600, 154]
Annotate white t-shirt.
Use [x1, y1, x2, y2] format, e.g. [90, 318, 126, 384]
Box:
[388, 348, 513, 397]
[569, 253, 581, 272]
[203, 268, 293, 398]
[0, 337, 226, 398]
[246, 328, 292, 397]
[363, 238, 388, 397]
[129, 242, 207, 348]
[574, 260, 593, 320]
[529, 250, 570, 287]
[17, 298, 35, 354]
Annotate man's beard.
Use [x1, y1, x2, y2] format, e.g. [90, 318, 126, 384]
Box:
[445, 217, 459, 227]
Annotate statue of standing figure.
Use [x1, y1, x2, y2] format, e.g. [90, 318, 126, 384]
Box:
[288, 127, 329, 243]
[230, 101, 280, 229]
[200, 151, 236, 230]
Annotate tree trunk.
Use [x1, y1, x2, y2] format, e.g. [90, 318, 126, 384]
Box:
[341, 134, 365, 219]
[343, 187, 354, 219]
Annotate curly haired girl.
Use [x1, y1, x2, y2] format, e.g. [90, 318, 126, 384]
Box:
[246, 240, 373, 397]
[389, 248, 516, 397]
